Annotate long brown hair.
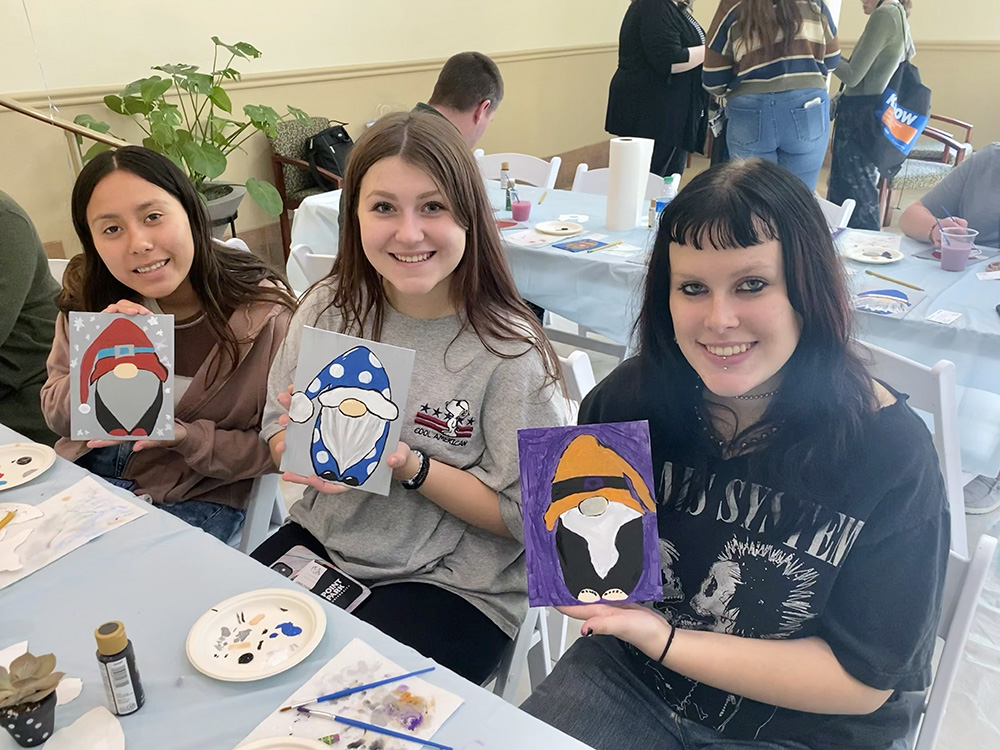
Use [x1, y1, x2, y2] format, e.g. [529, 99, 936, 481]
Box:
[739, 0, 805, 55]
[327, 110, 560, 385]
[63, 146, 296, 375]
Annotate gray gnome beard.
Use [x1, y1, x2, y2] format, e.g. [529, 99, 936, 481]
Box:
[318, 405, 386, 472]
[94, 370, 162, 432]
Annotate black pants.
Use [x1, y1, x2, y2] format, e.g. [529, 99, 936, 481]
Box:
[651, 141, 688, 177]
[251, 522, 512, 684]
[828, 95, 883, 231]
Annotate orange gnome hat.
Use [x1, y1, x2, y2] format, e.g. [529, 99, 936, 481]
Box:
[543, 433, 655, 530]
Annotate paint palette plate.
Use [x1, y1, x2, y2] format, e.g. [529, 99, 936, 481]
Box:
[238, 738, 330, 750]
[840, 245, 904, 264]
[186, 588, 326, 682]
[0, 443, 57, 492]
[535, 220, 584, 237]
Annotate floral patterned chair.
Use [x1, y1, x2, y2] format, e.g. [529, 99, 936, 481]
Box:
[266, 116, 343, 260]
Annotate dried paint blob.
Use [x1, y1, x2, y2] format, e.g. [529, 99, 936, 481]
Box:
[238, 653, 254, 664]
[269, 621, 303, 638]
[369, 686, 433, 731]
[15, 457, 32, 465]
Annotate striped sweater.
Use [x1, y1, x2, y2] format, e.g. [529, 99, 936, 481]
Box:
[704, 0, 840, 98]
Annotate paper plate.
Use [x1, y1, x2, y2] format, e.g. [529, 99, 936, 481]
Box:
[841, 246, 904, 264]
[0, 443, 57, 492]
[534, 221, 584, 237]
[238, 739, 331, 750]
[186, 588, 326, 682]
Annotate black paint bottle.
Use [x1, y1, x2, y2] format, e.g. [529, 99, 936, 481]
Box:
[95, 621, 145, 715]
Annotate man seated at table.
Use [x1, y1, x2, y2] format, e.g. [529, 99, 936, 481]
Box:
[415, 51, 504, 148]
[0, 189, 60, 446]
[899, 142, 1000, 249]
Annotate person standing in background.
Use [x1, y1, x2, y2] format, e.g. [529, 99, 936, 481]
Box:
[704, 0, 840, 191]
[828, 0, 913, 230]
[0, 189, 59, 446]
[606, 0, 708, 177]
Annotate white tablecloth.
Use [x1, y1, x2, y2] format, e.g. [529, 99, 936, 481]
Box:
[291, 187, 1000, 394]
[0, 424, 587, 750]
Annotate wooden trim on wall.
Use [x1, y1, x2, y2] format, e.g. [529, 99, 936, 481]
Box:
[5, 44, 619, 111]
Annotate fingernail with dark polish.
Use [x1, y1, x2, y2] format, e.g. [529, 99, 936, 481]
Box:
[584, 628, 594, 637]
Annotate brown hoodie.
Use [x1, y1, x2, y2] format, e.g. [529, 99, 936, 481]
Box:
[40, 295, 291, 509]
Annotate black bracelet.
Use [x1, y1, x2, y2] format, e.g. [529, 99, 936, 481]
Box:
[658, 622, 676, 665]
[401, 449, 429, 490]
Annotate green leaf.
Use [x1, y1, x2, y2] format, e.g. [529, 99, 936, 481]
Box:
[234, 41, 262, 59]
[73, 114, 111, 133]
[9, 653, 37, 682]
[153, 103, 182, 128]
[140, 75, 173, 103]
[82, 142, 112, 162]
[103, 95, 126, 115]
[208, 86, 232, 113]
[177, 72, 214, 95]
[153, 63, 198, 77]
[243, 104, 280, 137]
[150, 119, 176, 147]
[246, 177, 282, 216]
[214, 67, 241, 82]
[33, 655, 56, 680]
[121, 78, 145, 97]
[181, 140, 227, 181]
[287, 105, 311, 123]
[122, 96, 153, 116]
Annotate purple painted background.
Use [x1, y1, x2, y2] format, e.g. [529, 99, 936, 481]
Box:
[517, 421, 662, 607]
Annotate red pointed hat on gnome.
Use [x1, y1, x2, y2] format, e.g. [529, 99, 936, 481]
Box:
[79, 318, 168, 413]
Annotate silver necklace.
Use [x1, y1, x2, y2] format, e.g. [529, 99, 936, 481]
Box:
[733, 389, 777, 401]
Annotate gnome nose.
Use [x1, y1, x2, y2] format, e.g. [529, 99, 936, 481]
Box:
[578, 496, 610, 517]
[113, 363, 139, 379]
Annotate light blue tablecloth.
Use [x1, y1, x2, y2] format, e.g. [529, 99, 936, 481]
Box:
[291, 188, 1000, 394]
[0, 425, 587, 750]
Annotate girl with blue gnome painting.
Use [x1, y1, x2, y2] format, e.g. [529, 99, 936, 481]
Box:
[255, 111, 567, 683]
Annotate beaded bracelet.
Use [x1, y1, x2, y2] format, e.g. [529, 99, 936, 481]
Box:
[401, 449, 429, 490]
[658, 622, 677, 665]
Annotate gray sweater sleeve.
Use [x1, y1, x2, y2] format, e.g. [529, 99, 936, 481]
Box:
[834, 5, 905, 92]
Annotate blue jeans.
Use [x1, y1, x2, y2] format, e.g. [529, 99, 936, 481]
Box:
[726, 88, 830, 191]
[75, 444, 245, 542]
[522, 636, 909, 750]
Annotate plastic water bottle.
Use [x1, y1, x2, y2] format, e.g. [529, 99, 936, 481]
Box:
[655, 175, 677, 220]
[500, 161, 512, 211]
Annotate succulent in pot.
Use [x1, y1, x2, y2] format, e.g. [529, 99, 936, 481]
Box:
[0, 652, 65, 747]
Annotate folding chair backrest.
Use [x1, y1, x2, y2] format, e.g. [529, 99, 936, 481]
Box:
[571, 164, 664, 203]
[856, 341, 967, 557]
[475, 151, 561, 190]
[815, 195, 856, 229]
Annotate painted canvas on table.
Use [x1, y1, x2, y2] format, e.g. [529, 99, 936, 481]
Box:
[69, 312, 175, 441]
[282, 326, 415, 496]
[517, 421, 661, 607]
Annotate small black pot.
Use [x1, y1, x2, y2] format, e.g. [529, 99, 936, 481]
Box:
[1, 691, 57, 747]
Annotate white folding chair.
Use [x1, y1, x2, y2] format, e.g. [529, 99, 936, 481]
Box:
[474, 151, 561, 190]
[287, 243, 336, 297]
[857, 342, 968, 557]
[909, 534, 998, 749]
[816, 195, 856, 229]
[571, 163, 665, 203]
[229, 474, 288, 554]
[489, 608, 554, 703]
[47, 258, 69, 285]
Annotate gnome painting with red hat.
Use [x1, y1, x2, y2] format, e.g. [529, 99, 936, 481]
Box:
[517, 422, 662, 607]
[70, 313, 174, 440]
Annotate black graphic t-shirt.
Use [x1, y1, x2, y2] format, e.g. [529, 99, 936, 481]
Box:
[579, 359, 949, 749]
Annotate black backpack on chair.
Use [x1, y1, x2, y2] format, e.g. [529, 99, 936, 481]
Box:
[305, 122, 354, 190]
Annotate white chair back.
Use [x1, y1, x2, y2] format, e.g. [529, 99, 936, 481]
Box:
[230, 474, 287, 554]
[559, 350, 597, 406]
[47, 258, 70, 285]
[816, 195, 856, 229]
[475, 151, 561, 190]
[489, 608, 553, 703]
[571, 163, 665, 203]
[910, 534, 998, 749]
[288, 243, 336, 296]
[857, 341, 968, 557]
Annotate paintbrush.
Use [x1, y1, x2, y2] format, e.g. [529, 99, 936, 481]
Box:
[538, 190, 548, 205]
[865, 269, 924, 291]
[934, 218, 952, 247]
[586, 240, 623, 254]
[296, 707, 454, 750]
[0, 510, 15, 534]
[279, 666, 435, 711]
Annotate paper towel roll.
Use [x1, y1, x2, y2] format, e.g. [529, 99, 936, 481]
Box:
[606, 137, 654, 232]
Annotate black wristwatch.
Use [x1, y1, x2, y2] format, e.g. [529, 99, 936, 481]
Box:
[401, 449, 429, 490]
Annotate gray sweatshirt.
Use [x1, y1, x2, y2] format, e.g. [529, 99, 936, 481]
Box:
[262, 286, 568, 636]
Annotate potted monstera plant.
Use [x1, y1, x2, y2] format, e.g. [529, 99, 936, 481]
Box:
[0, 652, 64, 747]
[74, 36, 311, 229]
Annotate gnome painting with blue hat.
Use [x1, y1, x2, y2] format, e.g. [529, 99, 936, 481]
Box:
[284, 329, 415, 495]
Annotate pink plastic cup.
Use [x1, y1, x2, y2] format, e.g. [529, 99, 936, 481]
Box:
[939, 244, 970, 272]
[939, 226, 979, 260]
[511, 200, 531, 222]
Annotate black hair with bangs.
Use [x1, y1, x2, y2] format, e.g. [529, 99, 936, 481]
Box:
[636, 158, 875, 497]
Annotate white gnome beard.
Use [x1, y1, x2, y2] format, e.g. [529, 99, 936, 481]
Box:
[318, 405, 386, 472]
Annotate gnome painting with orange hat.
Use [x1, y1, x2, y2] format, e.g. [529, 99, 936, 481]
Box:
[70, 313, 174, 441]
[517, 422, 662, 607]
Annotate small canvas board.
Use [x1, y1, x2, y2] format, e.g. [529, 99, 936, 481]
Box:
[517, 422, 661, 607]
[282, 327, 414, 496]
[503, 229, 554, 248]
[239, 638, 462, 749]
[851, 285, 926, 319]
[69, 312, 175, 441]
[0, 476, 146, 589]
